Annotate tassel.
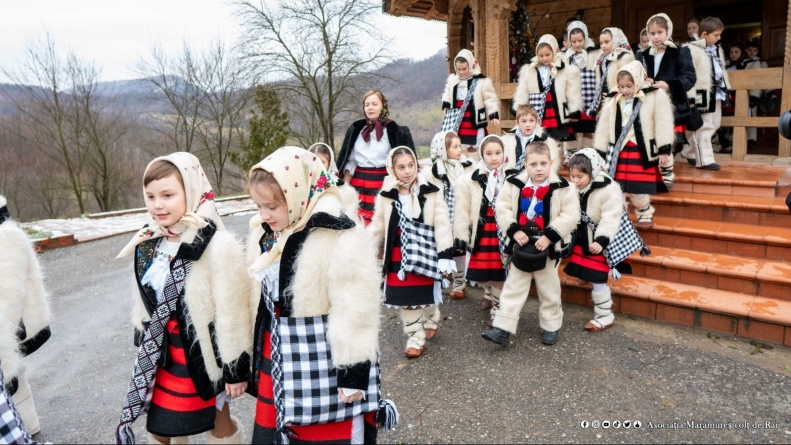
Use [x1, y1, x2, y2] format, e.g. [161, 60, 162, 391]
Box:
[441, 278, 450, 289]
[273, 428, 290, 444]
[377, 399, 399, 431]
[116, 423, 135, 445]
[609, 268, 622, 281]
[640, 246, 651, 257]
[397, 270, 406, 281]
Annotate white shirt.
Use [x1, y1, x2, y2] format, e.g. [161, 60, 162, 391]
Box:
[621, 98, 638, 146]
[141, 238, 181, 302]
[345, 130, 390, 175]
[538, 65, 552, 88]
[652, 53, 664, 78]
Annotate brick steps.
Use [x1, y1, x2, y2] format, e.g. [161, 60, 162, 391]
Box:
[650, 192, 791, 228]
[554, 161, 791, 345]
[558, 273, 791, 345]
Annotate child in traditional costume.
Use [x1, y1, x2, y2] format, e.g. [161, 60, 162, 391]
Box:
[593, 61, 674, 229]
[441, 49, 501, 158]
[563, 149, 626, 332]
[309, 142, 360, 219]
[370, 147, 455, 358]
[454, 135, 510, 324]
[563, 20, 602, 154]
[636, 13, 697, 187]
[514, 34, 581, 143]
[0, 195, 51, 437]
[115, 153, 250, 445]
[246, 146, 396, 443]
[424, 131, 475, 300]
[482, 141, 579, 347]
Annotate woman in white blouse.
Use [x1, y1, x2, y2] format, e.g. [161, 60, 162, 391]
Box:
[336, 90, 415, 225]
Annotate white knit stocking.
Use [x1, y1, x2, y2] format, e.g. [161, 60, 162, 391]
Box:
[400, 308, 426, 349]
[590, 287, 614, 328]
[422, 305, 441, 331]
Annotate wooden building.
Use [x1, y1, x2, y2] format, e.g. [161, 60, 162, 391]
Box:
[383, 0, 791, 158]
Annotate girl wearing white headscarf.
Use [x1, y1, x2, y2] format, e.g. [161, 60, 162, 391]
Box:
[308, 142, 361, 221]
[563, 20, 603, 153]
[453, 135, 510, 322]
[593, 61, 674, 229]
[245, 147, 392, 443]
[636, 13, 698, 188]
[370, 146, 455, 359]
[423, 131, 475, 299]
[563, 148, 625, 332]
[591, 27, 635, 112]
[514, 34, 582, 142]
[116, 152, 250, 445]
[441, 49, 501, 155]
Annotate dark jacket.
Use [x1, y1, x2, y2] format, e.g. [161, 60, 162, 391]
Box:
[133, 221, 251, 400]
[636, 46, 696, 124]
[336, 120, 415, 175]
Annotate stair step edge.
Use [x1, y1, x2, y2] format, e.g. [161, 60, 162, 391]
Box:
[560, 275, 791, 326]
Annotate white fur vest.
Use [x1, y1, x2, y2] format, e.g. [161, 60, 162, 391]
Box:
[246, 194, 382, 368]
[0, 220, 52, 382]
[441, 74, 500, 128]
[131, 228, 252, 388]
[593, 88, 675, 164]
[580, 176, 623, 247]
[496, 170, 580, 260]
[686, 41, 730, 113]
[513, 61, 582, 124]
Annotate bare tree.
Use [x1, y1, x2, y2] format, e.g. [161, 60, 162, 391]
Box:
[235, 0, 394, 149]
[1, 34, 90, 214]
[136, 43, 206, 154]
[193, 39, 254, 194]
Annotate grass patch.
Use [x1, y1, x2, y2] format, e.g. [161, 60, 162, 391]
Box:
[23, 227, 53, 240]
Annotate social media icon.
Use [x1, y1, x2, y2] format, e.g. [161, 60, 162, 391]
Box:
[623, 420, 632, 429]
[581, 421, 589, 429]
[613, 420, 621, 429]
[633, 420, 642, 429]
[592, 420, 600, 429]
[602, 420, 610, 429]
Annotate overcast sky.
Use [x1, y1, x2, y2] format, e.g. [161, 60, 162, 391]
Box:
[0, 0, 447, 81]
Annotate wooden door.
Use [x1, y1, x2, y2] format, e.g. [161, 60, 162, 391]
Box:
[762, 0, 788, 67]
[623, 0, 693, 45]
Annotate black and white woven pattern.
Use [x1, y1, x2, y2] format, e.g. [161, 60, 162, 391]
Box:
[279, 315, 380, 426]
[605, 99, 642, 178]
[528, 79, 553, 126]
[579, 69, 597, 110]
[0, 364, 35, 445]
[581, 207, 645, 267]
[116, 259, 191, 445]
[442, 177, 456, 227]
[588, 60, 610, 115]
[394, 200, 442, 281]
[490, 191, 509, 262]
[440, 78, 478, 133]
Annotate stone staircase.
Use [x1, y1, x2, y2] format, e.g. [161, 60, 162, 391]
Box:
[556, 162, 791, 345]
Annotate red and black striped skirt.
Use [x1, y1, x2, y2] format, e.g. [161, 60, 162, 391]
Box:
[563, 243, 611, 284]
[571, 110, 597, 134]
[541, 92, 575, 141]
[384, 228, 436, 307]
[350, 166, 388, 226]
[614, 141, 665, 195]
[146, 319, 216, 437]
[253, 310, 378, 444]
[466, 206, 507, 282]
[674, 124, 688, 145]
[454, 99, 487, 146]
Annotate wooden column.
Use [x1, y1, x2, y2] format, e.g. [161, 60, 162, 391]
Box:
[780, 0, 791, 157]
[483, 0, 516, 134]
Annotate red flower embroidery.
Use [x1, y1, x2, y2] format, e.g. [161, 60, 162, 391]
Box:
[535, 185, 549, 201]
[518, 214, 527, 226]
[535, 216, 545, 230]
[521, 187, 534, 199]
[316, 175, 328, 190]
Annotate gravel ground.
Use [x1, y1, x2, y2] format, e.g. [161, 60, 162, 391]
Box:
[24, 214, 791, 444]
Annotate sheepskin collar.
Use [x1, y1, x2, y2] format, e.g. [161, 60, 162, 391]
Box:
[379, 182, 440, 201]
[431, 159, 472, 181]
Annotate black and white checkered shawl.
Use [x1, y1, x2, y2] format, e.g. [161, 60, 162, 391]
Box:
[705, 46, 728, 98]
[528, 75, 553, 126]
[441, 78, 478, 133]
[116, 259, 191, 445]
[490, 188, 509, 264]
[605, 99, 642, 178]
[0, 363, 36, 445]
[441, 176, 455, 227]
[279, 316, 380, 426]
[581, 206, 649, 277]
[570, 57, 597, 110]
[394, 199, 442, 282]
[588, 57, 610, 115]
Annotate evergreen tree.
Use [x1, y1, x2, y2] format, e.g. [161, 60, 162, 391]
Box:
[231, 85, 289, 172]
